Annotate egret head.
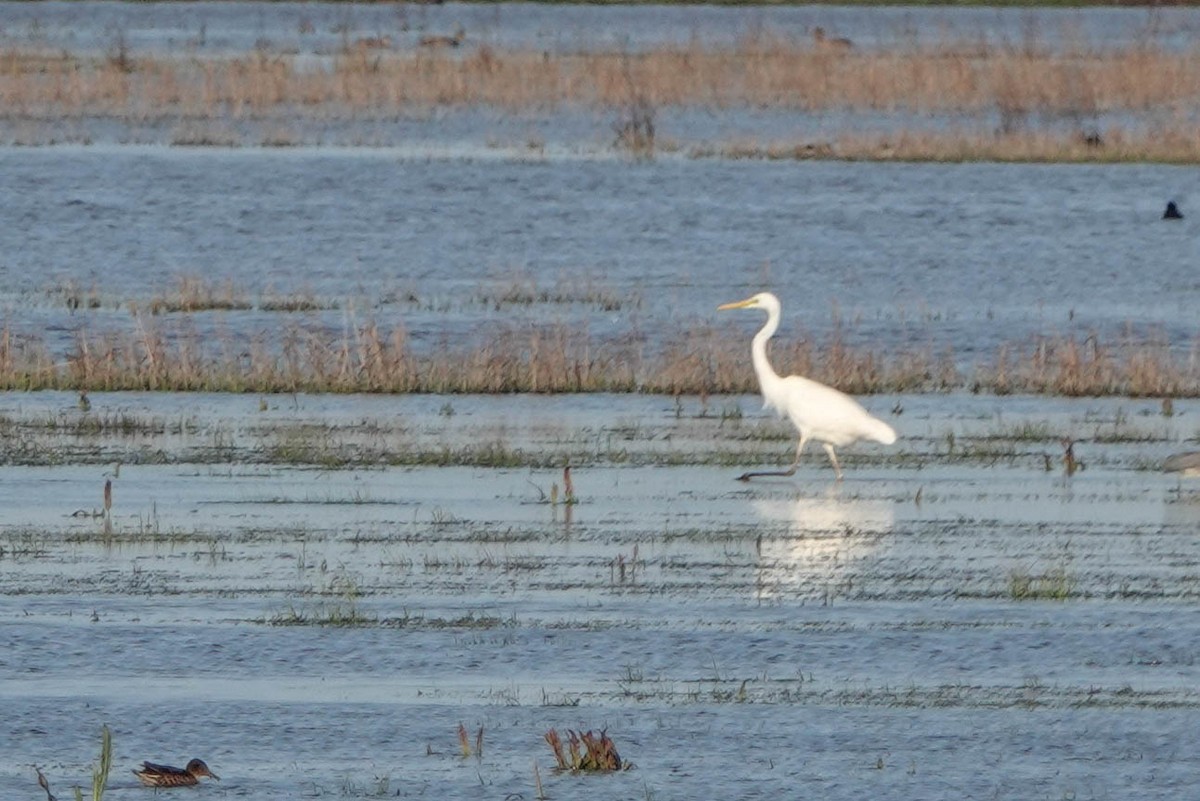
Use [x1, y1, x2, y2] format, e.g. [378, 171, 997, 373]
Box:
[185, 760, 219, 781]
[718, 292, 780, 314]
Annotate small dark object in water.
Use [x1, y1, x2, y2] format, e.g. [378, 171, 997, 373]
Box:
[1163, 201, 1183, 220]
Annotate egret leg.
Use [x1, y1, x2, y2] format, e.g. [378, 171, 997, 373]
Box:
[822, 443, 843, 481]
[736, 434, 807, 482]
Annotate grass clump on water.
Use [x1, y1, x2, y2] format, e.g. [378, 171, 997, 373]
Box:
[267, 571, 375, 627]
[1009, 566, 1076, 601]
[267, 604, 376, 627]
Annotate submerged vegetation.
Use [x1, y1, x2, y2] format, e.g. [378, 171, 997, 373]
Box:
[1008, 565, 1076, 600]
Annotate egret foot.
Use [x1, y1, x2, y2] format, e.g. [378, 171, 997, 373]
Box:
[735, 467, 798, 482]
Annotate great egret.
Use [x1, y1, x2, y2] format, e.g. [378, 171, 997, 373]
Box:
[1163, 451, 1200, 476]
[133, 759, 220, 788]
[718, 292, 897, 481]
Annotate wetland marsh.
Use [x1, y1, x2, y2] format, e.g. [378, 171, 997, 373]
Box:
[3, 2, 1200, 799]
[6, 2, 1200, 160]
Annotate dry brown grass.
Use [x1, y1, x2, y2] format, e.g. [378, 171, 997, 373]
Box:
[145, 275, 252, 314]
[979, 333, 1200, 397]
[11, 278, 1200, 396]
[0, 316, 1196, 397]
[4, 37, 1199, 119]
[5, 35, 1200, 158]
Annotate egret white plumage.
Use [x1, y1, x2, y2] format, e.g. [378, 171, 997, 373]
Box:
[718, 292, 897, 480]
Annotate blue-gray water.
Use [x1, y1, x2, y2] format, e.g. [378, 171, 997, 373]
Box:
[3, 147, 1197, 363]
[1, 390, 1199, 800]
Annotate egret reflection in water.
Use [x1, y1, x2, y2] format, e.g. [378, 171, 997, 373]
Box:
[1163, 451, 1200, 477]
[751, 490, 895, 600]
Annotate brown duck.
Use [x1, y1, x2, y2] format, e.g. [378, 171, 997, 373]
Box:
[132, 759, 219, 788]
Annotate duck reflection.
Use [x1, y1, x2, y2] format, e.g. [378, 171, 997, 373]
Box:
[752, 489, 895, 601]
[1165, 497, 1200, 528]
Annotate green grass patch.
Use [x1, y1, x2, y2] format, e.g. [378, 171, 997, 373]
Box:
[1009, 566, 1076, 601]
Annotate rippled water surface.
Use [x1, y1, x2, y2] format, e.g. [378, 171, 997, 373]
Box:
[1, 390, 1199, 799]
[4, 147, 1199, 366]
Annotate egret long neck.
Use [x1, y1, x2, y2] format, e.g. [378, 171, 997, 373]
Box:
[751, 309, 784, 400]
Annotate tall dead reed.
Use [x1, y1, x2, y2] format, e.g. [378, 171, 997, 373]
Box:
[0, 317, 1195, 397]
[981, 333, 1198, 397]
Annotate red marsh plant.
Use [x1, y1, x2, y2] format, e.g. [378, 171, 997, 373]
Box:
[544, 728, 626, 772]
[457, 723, 484, 759]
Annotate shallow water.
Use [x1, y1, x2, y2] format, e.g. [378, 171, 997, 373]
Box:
[3, 147, 1198, 373]
[2, 390, 1199, 799]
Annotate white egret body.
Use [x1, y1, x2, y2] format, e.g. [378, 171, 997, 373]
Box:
[718, 292, 896, 480]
